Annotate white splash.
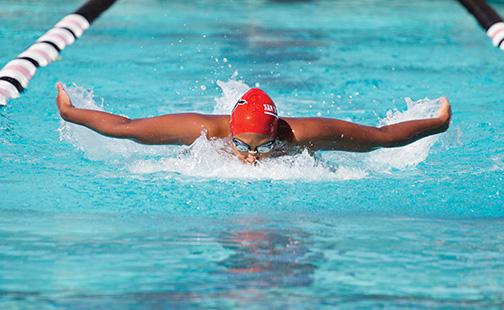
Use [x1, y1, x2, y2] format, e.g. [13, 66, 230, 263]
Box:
[59, 81, 443, 180]
[212, 76, 250, 114]
[128, 134, 366, 181]
[366, 97, 440, 171]
[321, 97, 441, 173]
[58, 85, 177, 162]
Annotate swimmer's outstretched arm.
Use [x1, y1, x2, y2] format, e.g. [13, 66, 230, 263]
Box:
[286, 98, 451, 152]
[56, 83, 227, 145]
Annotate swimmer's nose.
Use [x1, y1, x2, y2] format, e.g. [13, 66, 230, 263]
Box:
[245, 154, 258, 164]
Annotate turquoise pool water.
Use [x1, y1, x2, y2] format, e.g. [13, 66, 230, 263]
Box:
[1, 0, 503, 308]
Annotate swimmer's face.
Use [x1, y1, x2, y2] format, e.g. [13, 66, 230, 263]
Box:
[230, 132, 276, 164]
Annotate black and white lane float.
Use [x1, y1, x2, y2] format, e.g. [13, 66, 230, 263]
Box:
[458, 0, 504, 51]
[0, 0, 118, 106]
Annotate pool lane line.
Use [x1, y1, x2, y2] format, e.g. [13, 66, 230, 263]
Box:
[0, 0, 118, 106]
[458, 0, 504, 51]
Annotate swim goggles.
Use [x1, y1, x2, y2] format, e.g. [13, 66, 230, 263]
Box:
[231, 138, 276, 154]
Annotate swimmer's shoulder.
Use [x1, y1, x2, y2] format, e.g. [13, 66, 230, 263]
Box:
[278, 116, 332, 146]
[202, 114, 230, 138]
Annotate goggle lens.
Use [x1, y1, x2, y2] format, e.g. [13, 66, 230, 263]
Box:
[232, 138, 275, 154]
[256, 140, 275, 153]
[232, 138, 250, 152]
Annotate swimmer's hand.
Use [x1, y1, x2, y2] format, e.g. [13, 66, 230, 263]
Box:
[437, 96, 452, 130]
[56, 82, 74, 120]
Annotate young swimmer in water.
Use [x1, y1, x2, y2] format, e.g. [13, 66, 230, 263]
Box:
[56, 82, 451, 164]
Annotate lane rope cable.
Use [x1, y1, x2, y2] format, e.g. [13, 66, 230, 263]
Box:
[0, 0, 118, 106]
[458, 0, 504, 51]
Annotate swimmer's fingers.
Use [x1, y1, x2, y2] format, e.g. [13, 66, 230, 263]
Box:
[56, 82, 63, 94]
[56, 82, 74, 118]
[438, 96, 451, 123]
[56, 83, 71, 104]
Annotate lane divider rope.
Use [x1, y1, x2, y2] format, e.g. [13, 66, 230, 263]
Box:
[458, 0, 504, 51]
[0, 0, 118, 106]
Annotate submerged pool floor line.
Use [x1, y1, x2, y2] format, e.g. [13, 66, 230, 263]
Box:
[458, 0, 504, 51]
[0, 0, 118, 106]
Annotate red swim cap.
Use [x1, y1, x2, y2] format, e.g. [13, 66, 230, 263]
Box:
[230, 88, 278, 137]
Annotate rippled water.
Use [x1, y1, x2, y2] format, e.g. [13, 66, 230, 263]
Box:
[1, 0, 503, 308]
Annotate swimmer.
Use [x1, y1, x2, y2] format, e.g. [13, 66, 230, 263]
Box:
[56, 82, 451, 164]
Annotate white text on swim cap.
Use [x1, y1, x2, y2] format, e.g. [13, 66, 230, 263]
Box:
[263, 104, 277, 117]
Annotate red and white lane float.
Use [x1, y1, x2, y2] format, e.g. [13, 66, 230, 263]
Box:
[0, 0, 117, 105]
[458, 0, 504, 51]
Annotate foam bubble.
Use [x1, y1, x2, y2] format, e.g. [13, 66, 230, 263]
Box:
[59, 82, 443, 180]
